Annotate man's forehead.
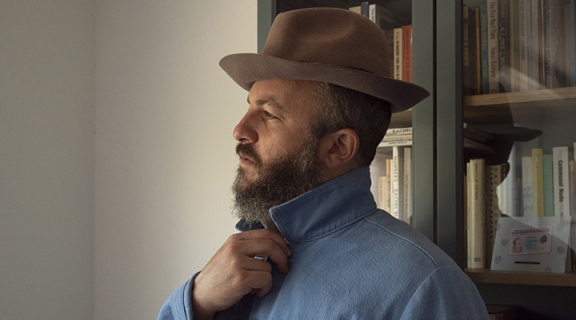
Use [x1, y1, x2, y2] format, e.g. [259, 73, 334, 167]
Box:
[247, 79, 323, 109]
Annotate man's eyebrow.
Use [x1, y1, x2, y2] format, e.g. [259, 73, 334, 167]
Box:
[247, 95, 284, 111]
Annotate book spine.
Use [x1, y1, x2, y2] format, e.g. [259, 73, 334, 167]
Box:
[518, 0, 529, 91]
[530, 0, 541, 89]
[553, 146, 571, 216]
[402, 25, 412, 82]
[486, 164, 503, 265]
[403, 147, 412, 225]
[509, 0, 519, 92]
[393, 27, 403, 80]
[497, 0, 510, 92]
[386, 127, 413, 136]
[543, 153, 554, 216]
[378, 140, 413, 148]
[360, 1, 369, 18]
[463, 6, 473, 95]
[390, 146, 404, 220]
[480, 4, 490, 94]
[378, 175, 391, 212]
[568, 0, 576, 86]
[532, 148, 544, 216]
[522, 156, 533, 216]
[570, 160, 576, 216]
[467, 158, 486, 269]
[475, 7, 482, 94]
[487, 0, 500, 93]
[541, 0, 558, 89]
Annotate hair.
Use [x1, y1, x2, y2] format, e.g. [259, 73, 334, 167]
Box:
[312, 83, 392, 167]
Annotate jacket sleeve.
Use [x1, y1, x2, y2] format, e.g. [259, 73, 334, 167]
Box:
[157, 275, 196, 320]
[399, 266, 489, 320]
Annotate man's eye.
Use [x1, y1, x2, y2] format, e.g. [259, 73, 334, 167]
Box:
[264, 111, 278, 120]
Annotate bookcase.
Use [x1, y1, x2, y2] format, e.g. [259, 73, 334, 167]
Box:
[258, 0, 576, 318]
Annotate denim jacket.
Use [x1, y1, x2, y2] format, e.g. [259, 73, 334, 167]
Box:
[158, 167, 488, 320]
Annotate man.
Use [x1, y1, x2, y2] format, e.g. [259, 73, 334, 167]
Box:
[158, 8, 489, 320]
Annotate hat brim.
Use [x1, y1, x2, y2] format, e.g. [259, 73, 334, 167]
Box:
[475, 124, 542, 142]
[219, 53, 430, 113]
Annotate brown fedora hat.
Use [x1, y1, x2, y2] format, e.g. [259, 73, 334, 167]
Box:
[219, 7, 430, 113]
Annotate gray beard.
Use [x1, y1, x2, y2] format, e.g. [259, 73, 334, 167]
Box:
[232, 136, 324, 229]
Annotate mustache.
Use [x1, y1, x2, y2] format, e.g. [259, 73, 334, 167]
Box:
[236, 143, 261, 165]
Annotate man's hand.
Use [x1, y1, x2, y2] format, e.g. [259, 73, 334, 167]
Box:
[192, 229, 292, 320]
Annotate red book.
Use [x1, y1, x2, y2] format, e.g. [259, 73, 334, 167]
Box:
[402, 25, 412, 82]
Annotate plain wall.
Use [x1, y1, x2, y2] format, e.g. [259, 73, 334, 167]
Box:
[1, 0, 256, 319]
[0, 1, 95, 319]
[94, 1, 255, 320]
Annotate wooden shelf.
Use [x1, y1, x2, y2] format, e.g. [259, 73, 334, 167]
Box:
[464, 86, 576, 108]
[466, 268, 576, 287]
[463, 87, 576, 124]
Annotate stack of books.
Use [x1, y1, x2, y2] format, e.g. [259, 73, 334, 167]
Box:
[465, 142, 576, 271]
[350, 2, 413, 82]
[463, 0, 576, 95]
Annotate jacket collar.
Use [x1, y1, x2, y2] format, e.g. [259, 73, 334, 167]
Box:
[237, 167, 377, 243]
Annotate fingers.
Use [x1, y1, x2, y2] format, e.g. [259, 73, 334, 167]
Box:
[225, 229, 292, 274]
[192, 229, 292, 316]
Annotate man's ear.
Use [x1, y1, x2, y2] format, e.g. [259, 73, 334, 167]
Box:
[318, 128, 360, 169]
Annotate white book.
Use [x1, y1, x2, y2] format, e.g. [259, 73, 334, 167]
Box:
[378, 175, 391, 213]
[553, 146, 570, 216]
[522, 156, 533, 216]
[378, 139, 413, 148]
[390, 146, 404, 220]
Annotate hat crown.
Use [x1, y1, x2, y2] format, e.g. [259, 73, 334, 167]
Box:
[263, 8, 391, 78]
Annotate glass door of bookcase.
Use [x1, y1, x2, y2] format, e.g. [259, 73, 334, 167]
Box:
[257, 0, 436, 240]
[447, 0, 576, 318]
[459, 0, 576, 274]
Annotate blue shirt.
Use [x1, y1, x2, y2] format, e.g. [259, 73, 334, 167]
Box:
[158, 167, 488, 319]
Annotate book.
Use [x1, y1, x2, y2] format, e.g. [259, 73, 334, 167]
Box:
[378, 139, 412, 148]
[487, 163, 505, 264]
[467, 158, 487, 269]
[508, 0, 519, 92]
[403, 147, 412, 224]
[349, 3, 397, 78]
[522, 156, 533, 216]
[531, 148, 544, 216]
[393, 27, 403, 80]
[390, 146, 404, 220]
[553, 146, 571, 216]
[543, 153, 554, 216]
[517, 0, 530, 91]
[378, 175, 391, 212]
[385, 127, 412, 137]
[402, 25, 412, 82]
[474, 7, 482, 94]
[497, 0, 510, 92]
[541, 0, 561, 89]
[530, 0, 541, 90]
[480, 3, 490, 94]
[463, 5, 478, 95]
[498, 145, 522, 217]
[487, 0, 500, 93]
[565, 0, 576, 86]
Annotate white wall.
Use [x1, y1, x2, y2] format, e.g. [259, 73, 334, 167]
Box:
[1, 1, 256, 319]
[0, 1, 95, 319]
[94, 1, 255, 320]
